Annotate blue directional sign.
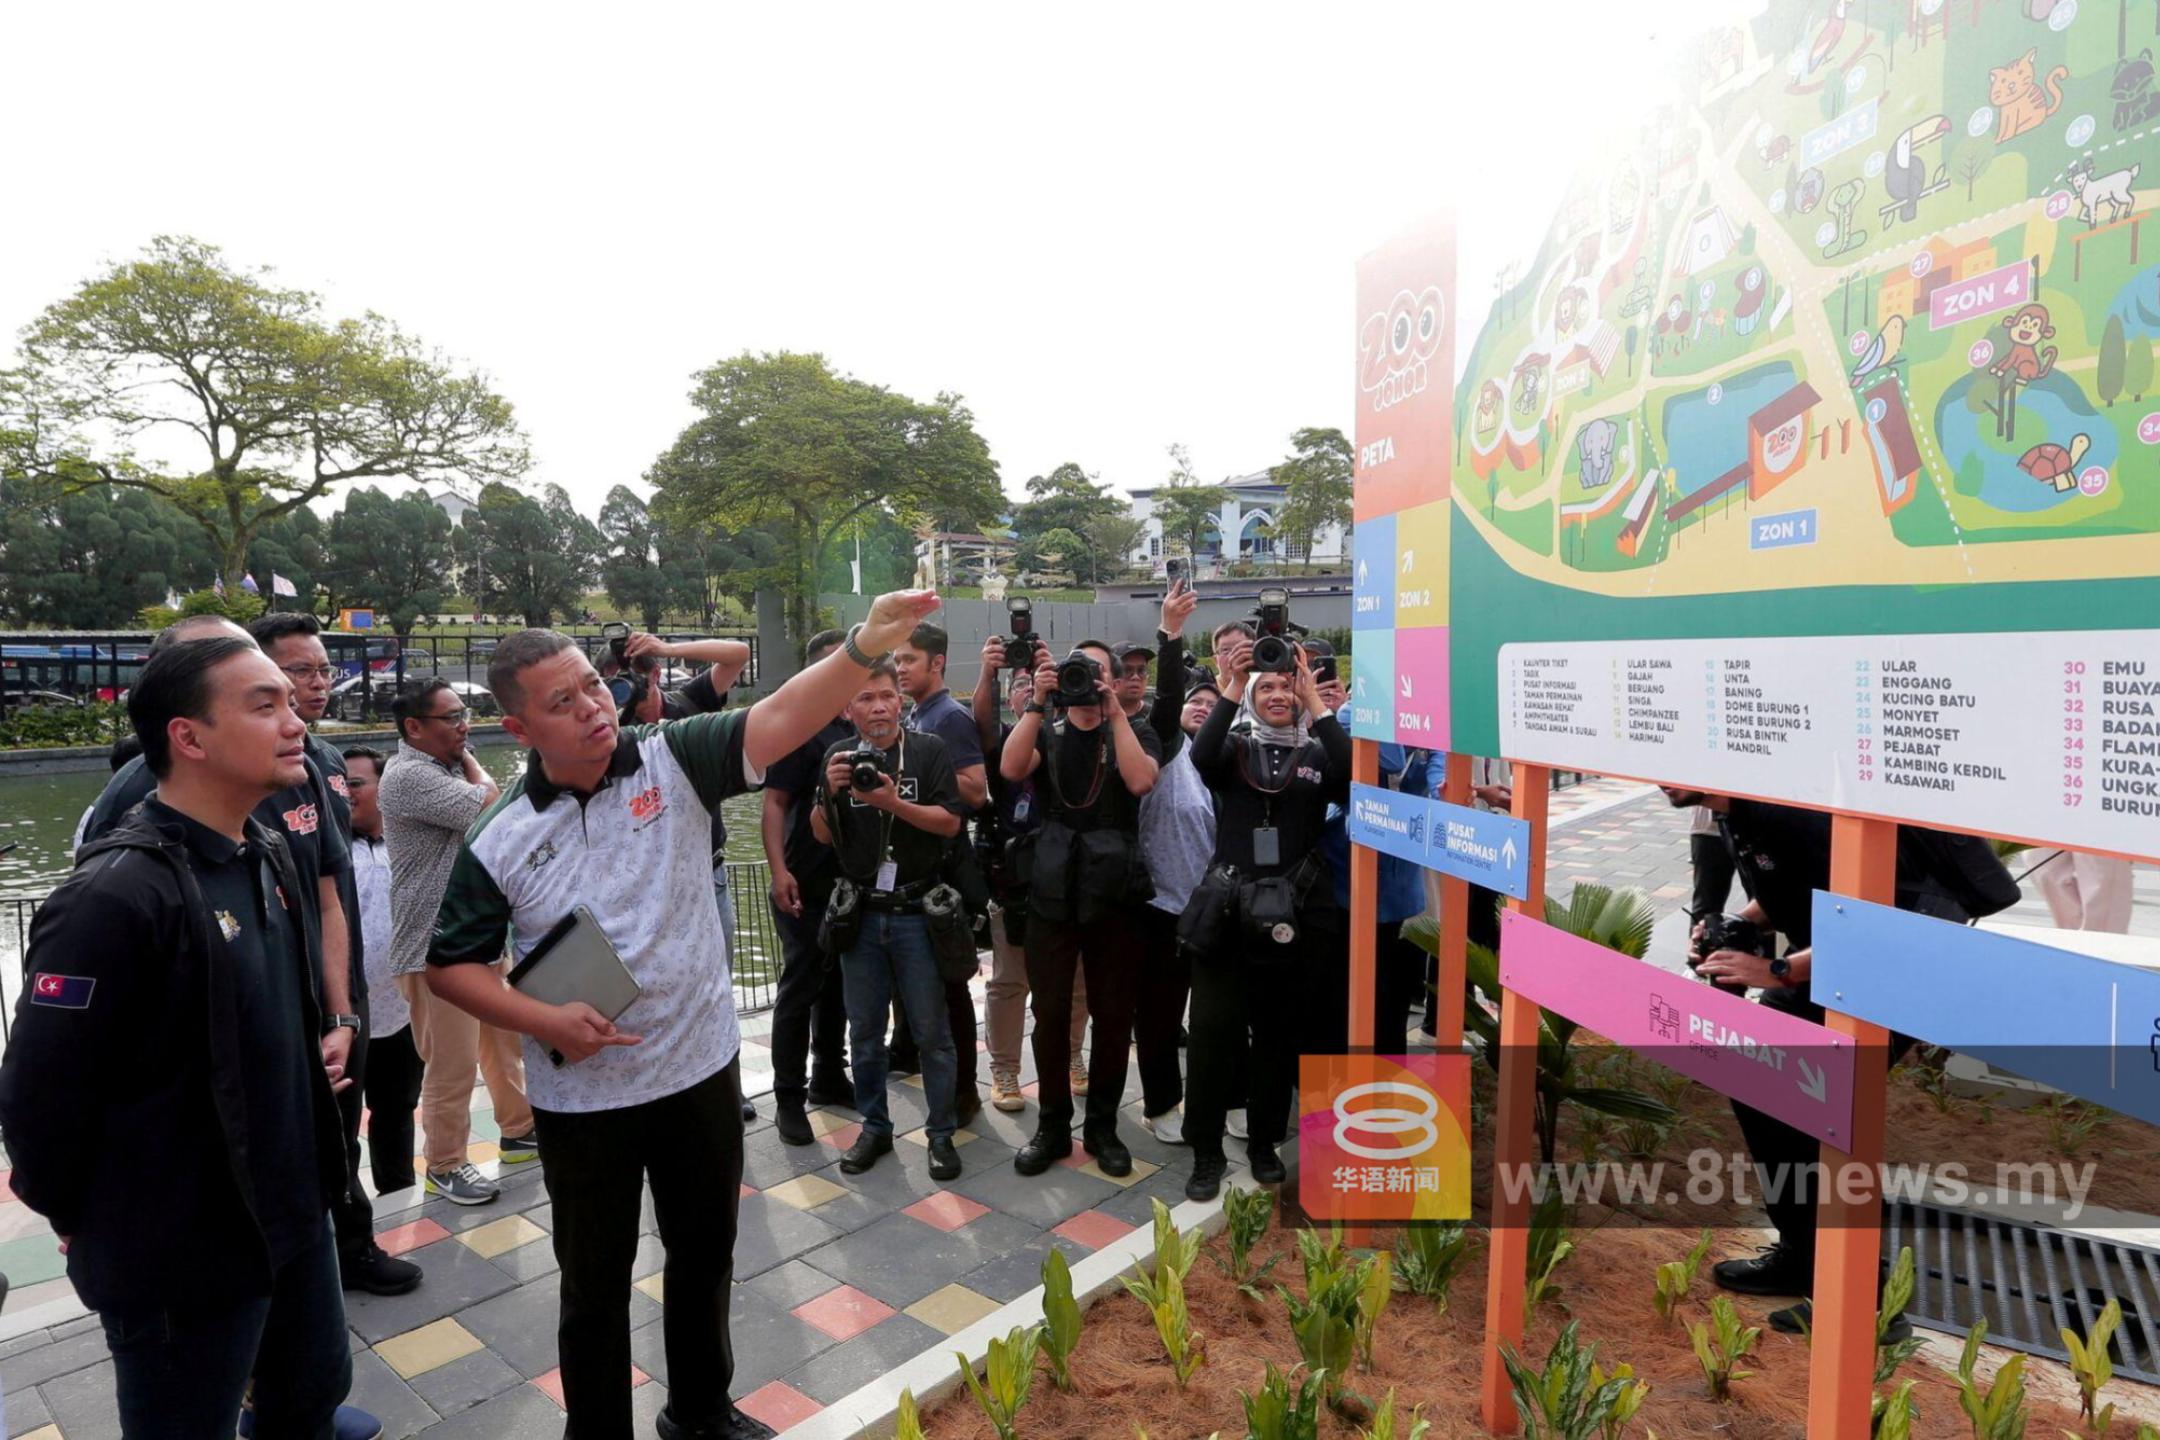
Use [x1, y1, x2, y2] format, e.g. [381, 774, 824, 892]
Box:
[1424, 797, 1531, 900]
[1812, 895, 2160, 1128]
[1348, 631, 1394, 738]
[1351, 514, 1396, 632]
[1346, 782, 1427, 867]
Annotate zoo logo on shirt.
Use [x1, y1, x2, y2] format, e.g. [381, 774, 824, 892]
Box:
[281, 802, 320, 836]
[628, 785, 668, 831]
[327, 774, 350, 800]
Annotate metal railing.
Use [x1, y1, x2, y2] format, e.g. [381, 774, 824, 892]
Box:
[0, 859, 789, 1045]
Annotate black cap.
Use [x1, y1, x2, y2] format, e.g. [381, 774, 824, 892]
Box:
[1112, 641, 1156, 662]
[1186, 667, 1221, 696]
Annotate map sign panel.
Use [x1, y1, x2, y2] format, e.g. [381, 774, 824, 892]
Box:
[1448, 1, 2160, 859]
[1355, 219, 1455, 749]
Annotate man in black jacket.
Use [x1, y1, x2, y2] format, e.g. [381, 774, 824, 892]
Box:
[0, 637, 365, 1437]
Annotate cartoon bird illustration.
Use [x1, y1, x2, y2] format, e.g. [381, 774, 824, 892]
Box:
[1883, 115, 1951, 223]
[1850, 314, 1905, 384]
[1808, 0, 1849, 74]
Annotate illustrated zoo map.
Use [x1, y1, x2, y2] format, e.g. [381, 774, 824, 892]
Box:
[1440, 0, 2160, 861]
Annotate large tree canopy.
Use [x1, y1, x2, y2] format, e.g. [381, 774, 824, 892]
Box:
[646, 351, 1002, 639]
[1270, 426, 1353, 571]
[459, 482, 598, 629]
[1, 235, 528, 590]
[322, 486, 455, 637]
[1150, 444, 1230, 565]
[1011, 462, 1133, 583]
[0, 482, 195, 627]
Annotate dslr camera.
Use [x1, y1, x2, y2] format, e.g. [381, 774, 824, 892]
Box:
[845, 743, 889, 792]
[1006, 596, 1041, 674]
[1248, 586, 1301, 674]
[601, 622, 657, 716]
[1690, 912, 1772, 994]
[1051, 649, 1105, 709]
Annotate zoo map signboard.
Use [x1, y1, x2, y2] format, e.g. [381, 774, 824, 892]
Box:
[1442, 0, 2160, 861]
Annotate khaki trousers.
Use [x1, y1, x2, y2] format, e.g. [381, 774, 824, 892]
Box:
[398, 966, 536, 1173]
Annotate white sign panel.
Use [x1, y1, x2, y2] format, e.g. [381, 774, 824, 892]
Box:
[1499, 629, 2160, 860]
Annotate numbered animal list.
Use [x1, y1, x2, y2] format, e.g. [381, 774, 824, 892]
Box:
[1499, 630, 2160, 860]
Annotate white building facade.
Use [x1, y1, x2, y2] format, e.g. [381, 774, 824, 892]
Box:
[1125, 470, 1348, 578]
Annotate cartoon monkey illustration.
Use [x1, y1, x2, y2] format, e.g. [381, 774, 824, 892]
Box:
[1989, 303, 2059, 384]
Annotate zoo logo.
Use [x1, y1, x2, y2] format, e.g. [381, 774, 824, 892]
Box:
[1358, 283, 1447, 413]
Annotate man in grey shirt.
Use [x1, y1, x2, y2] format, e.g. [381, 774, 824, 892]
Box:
[380, 678, 535, 1205]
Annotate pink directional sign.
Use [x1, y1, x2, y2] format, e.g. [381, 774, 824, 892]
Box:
[1498, 911, 1856, 1144]
[1927, 259, 2036, 330]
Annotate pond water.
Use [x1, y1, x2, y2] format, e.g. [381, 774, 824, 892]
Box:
[1931, 371, 2118, 515]
[1658, 360, 1799, 499]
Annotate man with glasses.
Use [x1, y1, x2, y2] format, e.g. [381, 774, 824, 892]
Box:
[379, 678, 536, 1207]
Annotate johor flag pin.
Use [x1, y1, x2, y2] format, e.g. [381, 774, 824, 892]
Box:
[31, 973, 95, 1009]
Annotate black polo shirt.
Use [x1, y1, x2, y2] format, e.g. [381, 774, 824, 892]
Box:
[145, 798, 324, 1265]
[767, 718, 855, 890]
[1035, 716, 1161, 833]
[817, 730, 965, 891]
[305, 731, 365, 1003]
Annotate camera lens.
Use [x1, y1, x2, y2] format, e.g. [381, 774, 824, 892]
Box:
[1250, 635, 1294, 673]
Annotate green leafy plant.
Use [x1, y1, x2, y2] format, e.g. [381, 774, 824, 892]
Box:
[1215, 1185, 1283, 1297]
[1355, 1250, 1392, 1370]
[1875, 1246, 1926, 1383]
[1525, 1188, 1576, 1324]
[1954, 1319, 2027, 1439]
[1500, 1321, 1648, 1440]
[1392, 1221, 1472, 1310]
[1359, 1387, 1432, 1440]
[1241, 1361, 1326, 1440]
[2043, 1095, 2108, 1157]
[1902, 1045, 1961, 1114]
[2061, 1297, 2122, 1434]
[1872, 1378, 1920, 1440]
[1296, 1223, 1350, 1294]
[1282, 1265, 1362, 1406]
[1653, 1229, 1714, 1322]
[1146, 1263, 1205, 1387]
[955, 1325, 1043, 1440]
[1688, 1295, 1760, 1401]
[1141, 1195, 1202, 1287]
[1406, 883, 1676, 1164]
[894, 1387, 927, 1440]
[1040, 1247, 1082, 1391]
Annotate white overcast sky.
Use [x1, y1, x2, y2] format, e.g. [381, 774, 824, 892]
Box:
[4, 0, 1755, 518]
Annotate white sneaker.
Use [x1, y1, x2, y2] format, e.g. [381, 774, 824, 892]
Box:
[424, 1163, 501, 1206]
[1225, 1107, 1249, 1141]
[1141, 1108, 1187, 1145]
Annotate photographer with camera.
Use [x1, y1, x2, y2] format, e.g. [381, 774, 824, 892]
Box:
[809, 659, 971, 1181]
[1000, 640, 1159, 1177]
[1179, 635, 1350, 1201]
[1661, 786, 2017, 1334]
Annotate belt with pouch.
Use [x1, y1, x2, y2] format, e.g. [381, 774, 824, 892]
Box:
[859, 876, 939, 912]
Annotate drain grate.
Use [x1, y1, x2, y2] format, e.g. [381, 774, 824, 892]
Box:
[1887, 1200, 2160, 1384]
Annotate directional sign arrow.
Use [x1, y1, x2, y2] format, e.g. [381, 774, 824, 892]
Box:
[1401, 549, 1415, 573]
[1357, 558, 1369, 584]
[1399, 674, 1414, 699]
[1501, 836, 1518, 871]
[1355, 674, 1368, 697]
[1795, 1057, 1828, 1103]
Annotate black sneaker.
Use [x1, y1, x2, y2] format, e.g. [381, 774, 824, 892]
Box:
[1186, 1154, 1227, 1202]
[773, 1101, 815, 1147]
[740, 1098, 758, 1123]
[928, 1135, 964, 1181]
[1014, 1128, 1073, 1176]
[1246, 1143, 1286, 1186]
[806, 1076, 856, 1109]
[656, 1403, 779, 1440]
[342, 1243, 423, 1297]
[839, 1131, 894, 1175]
[1082, 1128, 1132, 1178]
[1713, 1243, 1812, 1297]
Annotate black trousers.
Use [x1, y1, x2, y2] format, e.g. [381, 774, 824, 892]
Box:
[531, 1060, 744, 1440]
[770, 882, 850, 1104]
[890, 979, 979, 1099]
[362, 1024, 424, 1195]
[1187, 907, 1347, 1161]
[1691, 831, 1739, 923]
[1025, 911, 1138, 1134]
[1133, 907, 1191, 1118]
[1422, 883, 1502, 1033]
[332, 1008, 374, 1260]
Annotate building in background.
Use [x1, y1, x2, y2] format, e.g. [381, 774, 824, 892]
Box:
[1126, 470, 1349, 578]
[913, 530, 1019, 588]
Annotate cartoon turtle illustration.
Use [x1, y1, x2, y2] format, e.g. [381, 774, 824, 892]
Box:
[2018, 433, 2091, 492]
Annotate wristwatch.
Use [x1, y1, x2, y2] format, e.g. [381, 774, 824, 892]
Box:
[323, 1013, 361, 1036]
[1767, 957, 1791, 981]
[1025, 703, 1046, 715]
[842, 623, 887, 669]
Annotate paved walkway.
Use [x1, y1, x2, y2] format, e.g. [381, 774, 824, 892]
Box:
[0, 779, 1723, 1438]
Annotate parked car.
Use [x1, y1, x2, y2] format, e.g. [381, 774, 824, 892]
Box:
[330, 674, 495, 722]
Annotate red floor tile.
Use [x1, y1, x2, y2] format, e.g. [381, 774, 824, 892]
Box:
[738, 1380, 823, 1432]
[901, 1192, 991, 1232]
[740, 1182, 758, 1199]
[815, 1121, 864, 1151]
[532, 1363, 648, 1408]
[375, 1218, 452, 1257]
[1051, 1210, 1134, 1252]
[793, 1283, 896, 1341]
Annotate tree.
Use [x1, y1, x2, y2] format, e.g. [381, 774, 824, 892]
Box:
[1270, 427, 1354, 572]
[1080, 510, 1146, 581]
[1952, 139, 1994, 201]
[0, 482, 196, 627]
[1151, 444, 1231, 566]
[598, 485, 670, 629]
[462, 482, 595, 627]
[247, 506, 325, 613]
[2126, 331, 2154, 402]
[1011, 462, 1130, 583]
[1624, 323, 1641, 377]
[653, 513, 777, 629]
[2100, 315, 2128, 407]
[322, 487, 455, 638]
[648, 352, 1000, 640]
[1, 236, 529, 591]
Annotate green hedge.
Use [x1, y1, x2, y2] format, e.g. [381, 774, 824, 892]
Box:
[1, 701, 128, 751]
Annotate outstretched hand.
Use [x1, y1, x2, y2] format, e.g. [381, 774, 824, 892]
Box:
[860, 590, 941, 655]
